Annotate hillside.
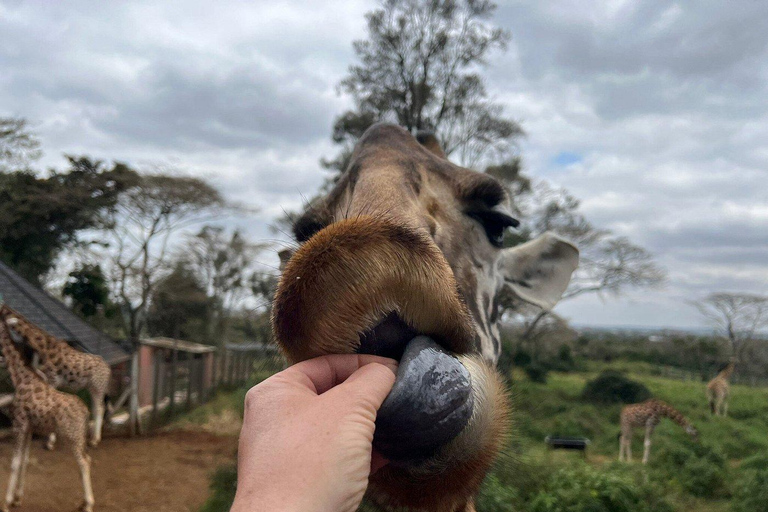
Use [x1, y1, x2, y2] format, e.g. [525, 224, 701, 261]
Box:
[197, 360, 768, 512]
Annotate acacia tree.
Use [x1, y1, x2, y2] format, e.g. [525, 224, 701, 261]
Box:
[182, 225, 267, 346]
[693, 293, 768, 359]
[97, 171, 227, 434]
[0, 117, 41, 171]
[506, 183, 667, 339]
[327, 0, 522, 173]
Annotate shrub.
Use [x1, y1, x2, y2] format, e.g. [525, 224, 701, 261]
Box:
[525, 363, 549, 383]
[680, 457, 728, 498]
[651, 442, 729, 498]
[739, 453, 768, 472]
[528, 465, 673, 512]
[198, 465, 237, 512]
[581, 370, 651, 404]
[477, 473, 519, 512]
[732, 468, 768, 512]
[513, 350, 533, 368]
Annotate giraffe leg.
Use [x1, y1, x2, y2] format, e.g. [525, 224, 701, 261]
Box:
[716, 395, 724, 416]
[46, 433, 57, 451]
[642, 424, 653, 465]
[74, 449, 94, 512]
[626, 438, 632, 463]
[723, 398, 729, 417]
[90, 393, 104, 447]
[619, 435, 626, 462]
[4, 427, 29, 511]
[11, 430, 32, 507]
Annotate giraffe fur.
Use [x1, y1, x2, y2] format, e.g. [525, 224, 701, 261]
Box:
[618, 398, 698, 465]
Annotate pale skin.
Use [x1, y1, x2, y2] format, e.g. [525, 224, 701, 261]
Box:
[231, 354, 398, 512]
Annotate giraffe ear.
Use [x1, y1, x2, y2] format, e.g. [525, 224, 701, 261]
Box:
[415, 131, 446, 159]
[500, 232, 579, 310]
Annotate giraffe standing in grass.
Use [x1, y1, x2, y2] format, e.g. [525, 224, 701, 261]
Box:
[0, 312, 94, 512]
[619, 399, 698, 464]
[0, 305, 111, 449]
[707, 359, 735, 416]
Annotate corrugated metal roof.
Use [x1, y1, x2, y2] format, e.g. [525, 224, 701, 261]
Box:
[0, 260, 129, 365]
[141, 337, 215, 354]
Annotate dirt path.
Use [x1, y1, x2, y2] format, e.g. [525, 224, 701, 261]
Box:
[0, 430, 237, 512]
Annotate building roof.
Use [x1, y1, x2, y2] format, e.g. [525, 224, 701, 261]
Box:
[224, 342, 279, 353]
[0, 260, 129, 365]
[141, 337, 216, 354]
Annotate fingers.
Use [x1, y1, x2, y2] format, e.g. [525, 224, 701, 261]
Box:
[328, 361, 397, 411]
[282, 354, 398, 395]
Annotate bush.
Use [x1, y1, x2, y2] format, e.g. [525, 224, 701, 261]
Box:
[528, 465, 673, 512]
[476, 473, 519, 512]
[651, 442, 729, 499]
[581, 370, 651, 404]
[739, 453, 768, 472]
[681, 457, 728, 498]
[198, 465, 237, 512]
[732, 468, 768, 512]
[513, 350, 533, 368]
[525, 363, 549, 383]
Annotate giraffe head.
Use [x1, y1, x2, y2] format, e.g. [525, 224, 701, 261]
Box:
[272, 123, 578, 510]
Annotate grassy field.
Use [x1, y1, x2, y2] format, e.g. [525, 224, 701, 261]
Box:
[196, 360, 768, 511]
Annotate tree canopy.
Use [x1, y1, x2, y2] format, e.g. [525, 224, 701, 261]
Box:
[0, 156, 138, 283]
[326, 0, 522, 173]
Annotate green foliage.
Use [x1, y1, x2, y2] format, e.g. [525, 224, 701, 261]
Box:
[582, 370, 652, 404]
[738, 452, 768, 472]
[0, 117, 41, 170]
[732, 468, 768, 512]
[147, 262, 213, 343]
[198, 465, 238, 512]
[525, 363, 549, 383]
[328, 0, 521, 173]
[476, 473, 519, 512]
[0, 156, 138, 283]
[528, 465, 673, 512]
[651, 442, 729, 499]
[62, 264, 112, 317]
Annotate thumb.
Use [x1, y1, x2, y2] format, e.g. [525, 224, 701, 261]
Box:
[327, 361, 397, 413]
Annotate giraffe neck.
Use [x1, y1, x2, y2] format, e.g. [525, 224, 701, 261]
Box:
[655, 400, 691, 429]
[719, 363, 735, 381]
[0, 320, 39, 388]
[2, 308, 58, 358]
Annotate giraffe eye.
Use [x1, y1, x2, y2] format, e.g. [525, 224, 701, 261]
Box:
[466, 209, 519, 248]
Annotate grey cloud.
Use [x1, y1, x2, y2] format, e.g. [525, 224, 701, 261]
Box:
[1, 0, 766, 328]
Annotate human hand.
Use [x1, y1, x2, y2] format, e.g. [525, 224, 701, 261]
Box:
[230, 354, 398, 512]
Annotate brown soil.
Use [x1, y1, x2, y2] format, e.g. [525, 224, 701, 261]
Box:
[0, 430, 237, 512]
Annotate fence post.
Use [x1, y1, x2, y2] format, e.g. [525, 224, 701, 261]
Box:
[151, 351, 162, 428]
[186, 357, 194, 410]
[169, 349, 178, 417]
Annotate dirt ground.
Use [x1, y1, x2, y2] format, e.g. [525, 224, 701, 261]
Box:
[0, 430, 237, 512]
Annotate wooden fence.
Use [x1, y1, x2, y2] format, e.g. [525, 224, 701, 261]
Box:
[146, 344, 284, 429]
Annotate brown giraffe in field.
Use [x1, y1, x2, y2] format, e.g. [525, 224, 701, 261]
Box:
[0, 311, 94, 512]
[0, 305, 111, 449]
[272, 124, 579, 511]
[707, 359, 735, 416]
[619, 399, 698, 465]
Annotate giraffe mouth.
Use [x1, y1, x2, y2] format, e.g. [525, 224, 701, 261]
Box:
[358, 313, 475, 464]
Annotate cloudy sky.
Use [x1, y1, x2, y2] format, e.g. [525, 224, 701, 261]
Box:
[2, 0, 767, 329]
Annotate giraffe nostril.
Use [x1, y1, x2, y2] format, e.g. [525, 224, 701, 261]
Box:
[357, 312, 419, 361]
